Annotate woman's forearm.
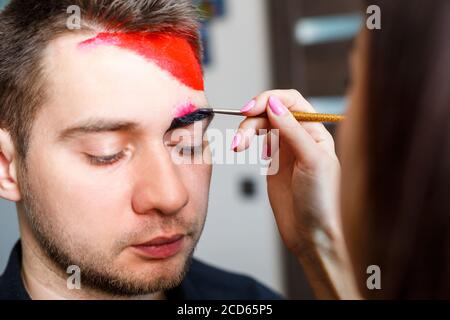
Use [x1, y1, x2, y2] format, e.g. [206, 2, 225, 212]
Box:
[296, 230, 361, 300]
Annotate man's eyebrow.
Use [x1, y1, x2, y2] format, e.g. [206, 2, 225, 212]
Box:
[168, 109, 215, 132]
[58, 119, 140, 140]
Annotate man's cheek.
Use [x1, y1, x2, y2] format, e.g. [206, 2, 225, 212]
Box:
[46, 161, 132, 227]
[183, 165, 211, 215]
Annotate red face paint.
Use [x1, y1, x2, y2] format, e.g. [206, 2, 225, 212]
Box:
[79, 32, 204, 91]
[173, 102, 198, 118]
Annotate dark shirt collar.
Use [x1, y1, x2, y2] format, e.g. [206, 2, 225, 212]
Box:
[0, 241, 194, 300]
[0, 241, 30, 300]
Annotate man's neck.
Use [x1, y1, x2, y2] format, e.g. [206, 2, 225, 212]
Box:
[20, 238, 164, 300]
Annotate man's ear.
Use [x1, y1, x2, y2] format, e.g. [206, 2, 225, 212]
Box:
[0, 129, 21, 202]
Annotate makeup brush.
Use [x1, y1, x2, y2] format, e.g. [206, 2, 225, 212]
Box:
[198, 108, 345, 123]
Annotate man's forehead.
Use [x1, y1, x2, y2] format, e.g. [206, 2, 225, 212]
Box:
[77, 32, 204, 91]
[39, 33, 208, 134]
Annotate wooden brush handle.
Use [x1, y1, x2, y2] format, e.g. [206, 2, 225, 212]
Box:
[291, 111, 345, 123]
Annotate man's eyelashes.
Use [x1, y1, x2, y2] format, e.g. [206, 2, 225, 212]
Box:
[84, 143, 205, 167]
[176, 144, 204, 157]
[86, 150, 127, 167]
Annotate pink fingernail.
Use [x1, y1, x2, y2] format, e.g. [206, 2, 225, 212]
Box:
[231, 133, 242, 151]
[240, 99, 256, 113]
[269, 96, 287, 116]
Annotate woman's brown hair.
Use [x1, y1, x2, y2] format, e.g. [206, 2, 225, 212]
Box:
[362, 0, 450, 298]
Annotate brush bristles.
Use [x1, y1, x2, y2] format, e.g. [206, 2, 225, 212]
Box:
[168, 108, 214, 131]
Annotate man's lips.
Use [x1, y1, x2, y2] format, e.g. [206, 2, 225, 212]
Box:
[132, 234, 185, 259]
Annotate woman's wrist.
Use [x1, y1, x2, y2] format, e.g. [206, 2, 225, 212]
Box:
[293, 223, 360, 299]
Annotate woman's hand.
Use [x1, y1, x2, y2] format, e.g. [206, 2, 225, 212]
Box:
[234, 90, 340, 254]
[233, 90, 360, 299]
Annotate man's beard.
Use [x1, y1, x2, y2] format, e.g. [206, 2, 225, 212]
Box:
[18, 166, 202, 298]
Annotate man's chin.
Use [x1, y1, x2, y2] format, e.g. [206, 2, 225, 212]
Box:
[80, 249, 194, 297]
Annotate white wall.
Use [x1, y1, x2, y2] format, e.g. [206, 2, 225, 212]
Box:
[194, 0, 285, 295]
[0, 0, 285, 296]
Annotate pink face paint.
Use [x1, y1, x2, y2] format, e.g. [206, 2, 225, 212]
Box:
[78, 32, 204, 91]
[173, 102, 198, 118]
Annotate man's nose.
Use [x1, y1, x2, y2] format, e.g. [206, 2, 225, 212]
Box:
[131, 147, 189, 216]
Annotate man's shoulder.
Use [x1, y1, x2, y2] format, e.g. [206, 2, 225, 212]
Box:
[0, 272, 5, 297]
[0, 272, 11, 300]
[176, 258, 283, 300]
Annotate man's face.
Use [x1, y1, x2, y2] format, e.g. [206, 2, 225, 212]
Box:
[19, 32, 212, 296]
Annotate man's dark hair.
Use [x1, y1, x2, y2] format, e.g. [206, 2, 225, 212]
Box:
[0, 0, 202, 159]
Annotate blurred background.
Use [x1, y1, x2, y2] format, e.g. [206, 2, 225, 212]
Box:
[0, 0, 363, 299]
